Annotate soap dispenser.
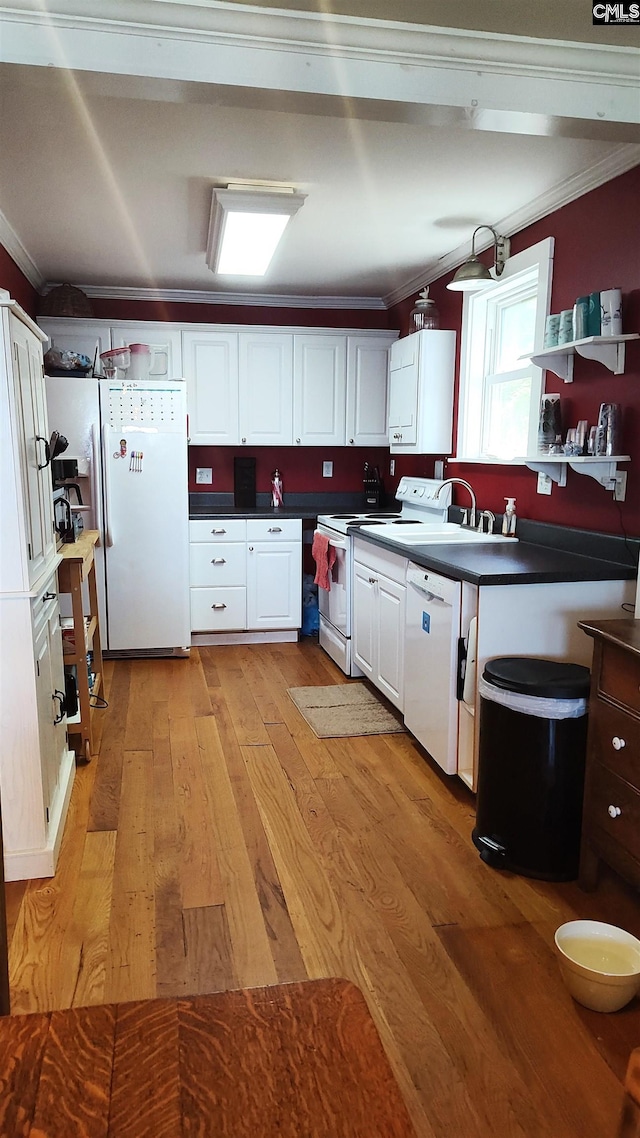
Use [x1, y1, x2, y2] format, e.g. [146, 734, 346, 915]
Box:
[503, 497, 517, 536]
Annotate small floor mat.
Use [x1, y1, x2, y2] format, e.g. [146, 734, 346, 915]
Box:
[287, 683, 405, 738]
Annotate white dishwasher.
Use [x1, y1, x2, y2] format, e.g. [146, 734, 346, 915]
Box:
[404, 563, 462, 774]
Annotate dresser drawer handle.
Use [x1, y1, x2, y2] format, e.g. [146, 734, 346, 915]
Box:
[612, 736, 626, 750]
[212, 528, 226, 535]
[211, 558, 226, 565]
[268, 527, 282, 533]
[211, 602, 227, 610]
[608, 805, 622, 819]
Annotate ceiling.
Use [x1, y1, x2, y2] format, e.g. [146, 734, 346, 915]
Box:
[0, 1, 639, 308]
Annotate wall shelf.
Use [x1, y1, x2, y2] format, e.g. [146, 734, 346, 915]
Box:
[521, 454, 630, 491]
[520, 334, 639, 383]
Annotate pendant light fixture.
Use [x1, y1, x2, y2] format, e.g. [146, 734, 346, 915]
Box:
[446, 226, 510, 292]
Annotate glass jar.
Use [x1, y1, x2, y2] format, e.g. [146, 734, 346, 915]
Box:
[410, 287, 440, 332]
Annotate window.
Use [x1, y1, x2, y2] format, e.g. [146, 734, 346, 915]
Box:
[456, 237, 554, 462]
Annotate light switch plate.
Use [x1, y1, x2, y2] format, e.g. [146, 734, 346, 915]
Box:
[196, 467, 212, 484]
[537, 472, 552, 495]
[434, 460, 444, 479]
[322, 461, 333, 477]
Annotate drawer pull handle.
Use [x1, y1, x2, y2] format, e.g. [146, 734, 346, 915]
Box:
[42, 591, 57, 602]
[212, 528, 226, 535]
[608, 804, 622, 819]
[268, 527, 282, 533]
[612, 736, 626, 750]
[211, 558, 226, 565]
[368, 576, 377, 584]
[248, 546, 254, 552]
[212, 602, 227, 610]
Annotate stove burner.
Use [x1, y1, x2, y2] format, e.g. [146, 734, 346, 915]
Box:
[391, 519, 424, 525]
[356, 519, 385, 526]
[365, 513, 401, 519]
[328, 514, 359, 519]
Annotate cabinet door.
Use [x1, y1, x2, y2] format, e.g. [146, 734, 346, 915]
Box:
[352, 562, 376, 680]
[38, 318, 111, 371]
[239, 333, 293, 445]
[110, 324, 183, 379]
[388, 336, 418, 448]
[47, 601, 67, 810]
[246, 541, 301, 629]
[293, 335, 346, 446]
[183, 331, 239, 444]
[34, 615, 55, 820]
[376, 574, 405, 710]
[346, 336, 392, 446]
[11, 315, 56, 586]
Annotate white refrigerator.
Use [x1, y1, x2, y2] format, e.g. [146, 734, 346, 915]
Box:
[46, 376, 190, 653]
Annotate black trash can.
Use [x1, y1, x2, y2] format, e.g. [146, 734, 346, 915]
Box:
[472, 657, 590, 881]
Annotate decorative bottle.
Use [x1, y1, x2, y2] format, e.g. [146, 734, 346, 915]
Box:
[271, 469, 283, 508]
[409, 287, 440, 332]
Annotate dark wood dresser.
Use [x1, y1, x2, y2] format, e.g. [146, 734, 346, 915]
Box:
[578, 618, 640, 891]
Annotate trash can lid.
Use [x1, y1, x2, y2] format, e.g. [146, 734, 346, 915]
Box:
[482, 657, 591, 699]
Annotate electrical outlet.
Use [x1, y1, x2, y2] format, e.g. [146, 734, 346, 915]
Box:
[434, 459, 444, 479]
[614, 471, 627, 502]
[195, 467, 212, 484]
[537, 471, 552, 495]
[389, 459, 395, 475]
[322, 461, 333, 478]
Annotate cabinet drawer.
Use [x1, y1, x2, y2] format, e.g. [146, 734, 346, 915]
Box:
[190, 543, 246, 587]
[246, 519, 301, 542]
[589, 699, 640, 785]
[190, 587, 246, 631]
[585, 762, 640, 864]
[189, 519, 246, 542]
[599, 642, 640, 715]
[353, 538, 407, 585]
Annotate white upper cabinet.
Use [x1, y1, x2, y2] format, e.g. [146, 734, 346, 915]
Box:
[3, 308, 56, 592]
[239, 332, 293, 446]
[110, 323, 183, 379]
[293, 334, 347, 446]
[346, 334, 394, 446]
[389, 329, 456, 454]
[38, 318, 111, 372]
[183, 330, 239, 445]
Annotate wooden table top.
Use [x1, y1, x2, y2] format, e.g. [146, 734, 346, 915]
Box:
[57, 529, 100, 564]
[578, 617, 640, 659]
[0, 978, 417, 1137]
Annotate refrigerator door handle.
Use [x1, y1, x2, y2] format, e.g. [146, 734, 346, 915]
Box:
[102, 423, 114, 547]
[91, 422, 101, 540]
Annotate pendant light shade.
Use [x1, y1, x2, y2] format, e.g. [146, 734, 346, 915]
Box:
[447, 226, 510, 292]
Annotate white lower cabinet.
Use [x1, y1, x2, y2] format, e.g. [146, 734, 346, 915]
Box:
[353, 541, 406, 712]
[189, 518, 302, 636]
[0, 574, 75, 881]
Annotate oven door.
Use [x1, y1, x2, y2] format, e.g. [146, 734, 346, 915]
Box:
[315, 526, 351, 637]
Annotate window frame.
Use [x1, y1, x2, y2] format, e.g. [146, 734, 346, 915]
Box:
[455, 236, 554, 463]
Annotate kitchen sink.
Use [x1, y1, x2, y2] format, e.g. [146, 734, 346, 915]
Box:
[361, 522, 515, 546]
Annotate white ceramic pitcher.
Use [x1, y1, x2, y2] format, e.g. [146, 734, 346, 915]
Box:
[127, 343, 169, 380]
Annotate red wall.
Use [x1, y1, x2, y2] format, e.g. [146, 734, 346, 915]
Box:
[87, 298, 393, 330]
[0, 246, 38, 317]
[389, 163, 640, 536]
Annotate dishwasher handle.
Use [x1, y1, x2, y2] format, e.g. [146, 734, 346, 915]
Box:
[407, 567, 448, 604]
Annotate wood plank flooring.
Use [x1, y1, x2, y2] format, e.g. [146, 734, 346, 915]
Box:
[7, 640, 640, 1138]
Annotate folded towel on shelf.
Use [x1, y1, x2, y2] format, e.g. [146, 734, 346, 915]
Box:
[312, 531, 337, 592]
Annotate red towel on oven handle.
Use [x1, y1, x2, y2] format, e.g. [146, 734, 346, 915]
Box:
[312, 531, 337, 592]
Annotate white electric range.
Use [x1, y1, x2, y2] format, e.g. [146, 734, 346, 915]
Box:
[315, 477, 452, 675]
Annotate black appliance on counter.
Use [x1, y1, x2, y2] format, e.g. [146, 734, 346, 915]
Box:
[53, 487, 83, 546]
[234, 455, 257, 508]
[363, 463, 384, 509]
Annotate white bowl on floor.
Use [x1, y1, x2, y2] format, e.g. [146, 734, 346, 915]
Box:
[555, 919, 640, 1013]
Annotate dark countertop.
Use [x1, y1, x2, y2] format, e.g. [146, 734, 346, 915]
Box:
[353, 529, 637, 586]
[189, 491, 365, 521]
[189, 504, 319, 520]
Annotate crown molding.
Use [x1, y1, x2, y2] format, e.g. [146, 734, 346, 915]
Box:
[0, 208, 45, 290]
[42, 283, 387, 310]
[2, 2, 639, 130]
[383, 143, 640, 309]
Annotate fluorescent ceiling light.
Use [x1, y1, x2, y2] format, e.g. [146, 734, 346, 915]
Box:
[207, 186, 306, 277]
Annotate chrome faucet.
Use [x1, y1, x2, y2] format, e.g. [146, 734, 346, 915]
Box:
[434, 478, 477, 529]
[477, 509, 496, 534]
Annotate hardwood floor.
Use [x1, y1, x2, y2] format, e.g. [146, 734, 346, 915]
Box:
[7, 640, 640, 1137]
